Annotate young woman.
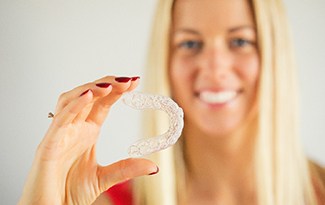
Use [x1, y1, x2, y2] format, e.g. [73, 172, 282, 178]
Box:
[19, 0, 325, 205]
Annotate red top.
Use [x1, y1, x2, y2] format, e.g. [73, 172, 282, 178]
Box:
[105, 181, 133, 205]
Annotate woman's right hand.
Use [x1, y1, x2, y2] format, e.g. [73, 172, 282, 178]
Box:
[18, 76, 158, 205]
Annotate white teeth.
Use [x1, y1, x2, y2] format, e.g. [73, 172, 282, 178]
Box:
[200, 91, 237, 104]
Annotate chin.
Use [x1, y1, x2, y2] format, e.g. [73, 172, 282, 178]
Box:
[197, 117, 245, 138]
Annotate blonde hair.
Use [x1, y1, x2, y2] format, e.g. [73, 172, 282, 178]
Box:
[133, 0, 321, 204]
[252, 0, 318, 204]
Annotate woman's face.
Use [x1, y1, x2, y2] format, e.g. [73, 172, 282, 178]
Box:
[169, 0, 259, 137]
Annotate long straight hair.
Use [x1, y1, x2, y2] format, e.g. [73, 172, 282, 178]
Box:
[133, 0, 320, 204]
[252, 0, 317, 204]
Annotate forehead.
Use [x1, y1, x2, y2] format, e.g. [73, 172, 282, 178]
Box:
[172, 0, 255, 30]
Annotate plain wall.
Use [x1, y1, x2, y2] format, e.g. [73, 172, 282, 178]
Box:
[0, 0, 324, 204]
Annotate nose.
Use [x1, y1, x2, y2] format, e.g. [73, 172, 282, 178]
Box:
[197, 42, 232, 80]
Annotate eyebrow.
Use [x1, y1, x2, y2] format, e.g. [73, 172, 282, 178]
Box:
[229, 25, 255, 33]
[173, 25, 255, 35]
[173, 28, 200, 35]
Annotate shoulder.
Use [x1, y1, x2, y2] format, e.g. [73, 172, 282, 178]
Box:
[310, 161, 325, 184]
[309, 160, 325, 202]
[104, 181, 133, 205]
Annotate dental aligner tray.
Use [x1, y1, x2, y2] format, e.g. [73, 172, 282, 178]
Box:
[122, 91, 184, 157]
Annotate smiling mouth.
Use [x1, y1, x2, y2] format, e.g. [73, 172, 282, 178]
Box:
[199, 90, 238, 104]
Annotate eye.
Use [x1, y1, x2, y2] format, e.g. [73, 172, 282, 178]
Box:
[178, 40, 203, 50]
[230, 38, 254, 48]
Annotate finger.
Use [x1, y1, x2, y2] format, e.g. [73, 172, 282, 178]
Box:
[86, 76, 139, 125]
[55, 82, 93, 114]
[54, 75, 117, 114]
[128, 76, 140, 91]
[51, 89, 94, 127]
[97, 158, 159, 192]
[73, 83, 113, 122]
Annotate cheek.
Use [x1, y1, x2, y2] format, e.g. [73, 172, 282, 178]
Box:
[236, 54, 260, 89]
[169, 56, 195, 93]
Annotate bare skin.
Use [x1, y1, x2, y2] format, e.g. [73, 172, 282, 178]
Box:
[170, 0, 259, 204]
[18, 76, 158, 205]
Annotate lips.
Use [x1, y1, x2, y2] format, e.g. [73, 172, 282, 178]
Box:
[199, 90, 238, 104]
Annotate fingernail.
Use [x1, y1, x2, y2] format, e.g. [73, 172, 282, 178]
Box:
[148, 166, 159, 175]
[96, 83, 111, 88]
[131, 76, 140, 81]
[80, 89, 91, 97]
[115, 77, 131, 83]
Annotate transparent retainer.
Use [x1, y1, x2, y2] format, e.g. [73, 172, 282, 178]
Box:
[122, 91, 184, 157]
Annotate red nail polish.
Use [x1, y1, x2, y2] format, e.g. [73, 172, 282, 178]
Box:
[149, 167, 159, 175]
[80, 89, 91, 97]
[131, 76, 140, 81]
[115, 77, 131, 83]
[96, 83, 111, 88]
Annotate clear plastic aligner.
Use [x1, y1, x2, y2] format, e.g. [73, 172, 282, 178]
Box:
[122, 91, 184, 157]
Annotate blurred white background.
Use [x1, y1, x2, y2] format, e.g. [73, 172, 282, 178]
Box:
[0, 0, 324, 204]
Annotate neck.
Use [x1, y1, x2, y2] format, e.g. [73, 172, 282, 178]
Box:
[182, 121, 257, 204]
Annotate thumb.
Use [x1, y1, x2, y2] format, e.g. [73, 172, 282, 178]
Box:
[97, 158, 159, 192]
